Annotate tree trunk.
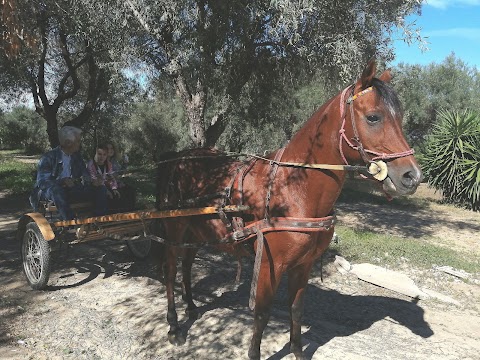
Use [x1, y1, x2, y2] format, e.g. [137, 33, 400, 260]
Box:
[45, 108, 60, 148]
[186, 93, 207, 148]
[172, 72, 207, 148]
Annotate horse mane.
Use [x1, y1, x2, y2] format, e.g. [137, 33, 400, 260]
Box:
[371, 78, 403, 118]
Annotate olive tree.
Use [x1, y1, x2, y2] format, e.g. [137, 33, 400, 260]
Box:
[0, 0, 118, 147]
[78, 0, 424, 148]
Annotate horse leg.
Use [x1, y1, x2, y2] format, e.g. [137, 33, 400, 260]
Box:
[287, 262, 314, 360]
[248, 264, 282, 360]
[235, 256, 242, 284]
[181, 247, 200, 320]
[165, 245, 185, 345]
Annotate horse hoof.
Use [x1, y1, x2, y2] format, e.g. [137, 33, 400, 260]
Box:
[167, 329, 186, 346]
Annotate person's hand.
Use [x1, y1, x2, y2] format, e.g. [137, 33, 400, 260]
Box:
[113, 189, 121, 198]
[92, 177, 103, 187]
[61, 178, 75, 188]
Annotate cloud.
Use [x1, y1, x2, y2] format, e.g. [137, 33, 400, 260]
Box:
[425, 0, 480, 9]
[426, 27, 480, 40]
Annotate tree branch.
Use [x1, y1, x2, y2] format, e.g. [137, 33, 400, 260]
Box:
[52, 30, 83, 111]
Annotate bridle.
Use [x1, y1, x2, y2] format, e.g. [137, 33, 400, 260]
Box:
[338, 84, 415, 175]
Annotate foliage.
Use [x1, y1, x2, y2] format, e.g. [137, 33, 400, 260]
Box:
[123, 97, 188, 164]
[0, 107, 49, 154]
[421, 109, 480, 210]
[393, 54, 480, 146]
[60, 0, 423, 147]
[0, 0, 122, 147]
[0, 152, 36, 194]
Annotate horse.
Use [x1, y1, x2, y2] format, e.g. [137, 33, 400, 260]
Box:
[154, 59, 422, 359]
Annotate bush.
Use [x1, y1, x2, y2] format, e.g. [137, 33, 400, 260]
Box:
[0, 107, 49, 154]
[124, 98, 188, 164]
[421, 109, 480, 210]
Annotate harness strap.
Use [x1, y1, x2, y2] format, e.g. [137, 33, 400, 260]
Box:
[238, 158, 257, 205]
[264, 147, 286, 220]
[249, 228, 264, 310]
[338, 85, 415, 166]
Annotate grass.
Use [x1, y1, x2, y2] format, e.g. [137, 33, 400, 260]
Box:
[0, 151, 36, 195]
[331, 225, 480, 274]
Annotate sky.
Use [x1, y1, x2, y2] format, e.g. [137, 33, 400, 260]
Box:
[391, 0, 480, 68]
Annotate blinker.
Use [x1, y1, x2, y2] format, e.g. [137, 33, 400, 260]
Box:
[368, 160, 388, 181]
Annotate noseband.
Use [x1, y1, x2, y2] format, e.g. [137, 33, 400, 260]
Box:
[338, 85, 414, 174]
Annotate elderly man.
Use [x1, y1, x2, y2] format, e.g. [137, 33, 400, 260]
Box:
[30, 126, 108, 220]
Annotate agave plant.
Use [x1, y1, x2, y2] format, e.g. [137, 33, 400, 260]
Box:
[422, 109, 480, 209]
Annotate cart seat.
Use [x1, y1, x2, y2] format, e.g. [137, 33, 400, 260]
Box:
[38, 200, 93, 215]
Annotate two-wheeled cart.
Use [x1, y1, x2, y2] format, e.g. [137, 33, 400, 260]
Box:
[17, 202, 249, 290]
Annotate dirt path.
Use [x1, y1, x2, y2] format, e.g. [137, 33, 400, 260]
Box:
[1, 187, 479, 360]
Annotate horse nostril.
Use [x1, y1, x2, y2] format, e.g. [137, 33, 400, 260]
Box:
[401, 168, 422, 189]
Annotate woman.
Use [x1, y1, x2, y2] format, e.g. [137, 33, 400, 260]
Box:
[104, 141, 136, 211]
[87, 144, 121, 212]
[106, 142, 128, 174]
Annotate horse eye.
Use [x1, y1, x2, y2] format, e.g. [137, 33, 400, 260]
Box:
[366, 114, 381, 124]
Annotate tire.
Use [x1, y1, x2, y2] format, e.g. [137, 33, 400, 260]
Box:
[21, 222, 52, 290]
[126, 237, 152, 260]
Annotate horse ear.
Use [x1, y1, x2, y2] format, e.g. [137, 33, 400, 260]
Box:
[355, 58, 376, 92]
[379, 69, 392, 83]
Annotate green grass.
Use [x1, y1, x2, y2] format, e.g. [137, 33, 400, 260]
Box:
[0, 153, 36, 195]
[331, 225, 480, 274]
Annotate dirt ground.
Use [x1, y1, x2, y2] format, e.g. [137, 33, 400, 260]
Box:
[0, 184, 479, 360]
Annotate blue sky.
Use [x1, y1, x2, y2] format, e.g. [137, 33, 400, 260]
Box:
[391, 0, 480, 68]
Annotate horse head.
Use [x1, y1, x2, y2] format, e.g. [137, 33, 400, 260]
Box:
[340, 59, 422, 196]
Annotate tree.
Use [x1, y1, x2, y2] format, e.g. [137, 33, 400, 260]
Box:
[393, 54, 480, 146]
[79, 0, 423, 148]
[1, 0, 113, 147]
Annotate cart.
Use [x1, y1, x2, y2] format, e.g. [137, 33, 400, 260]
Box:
[17, 201, 249, 290]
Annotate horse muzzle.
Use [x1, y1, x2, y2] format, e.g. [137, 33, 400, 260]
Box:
[382, 163, 423, 197]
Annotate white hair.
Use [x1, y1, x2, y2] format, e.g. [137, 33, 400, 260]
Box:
[58, 126, 82, 146]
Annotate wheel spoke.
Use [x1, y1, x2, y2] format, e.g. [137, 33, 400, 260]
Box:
[22, 224, 51, 289]
[24, 229, 44, 281]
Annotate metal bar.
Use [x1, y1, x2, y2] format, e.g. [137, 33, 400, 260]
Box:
[53, 205, 250, 227]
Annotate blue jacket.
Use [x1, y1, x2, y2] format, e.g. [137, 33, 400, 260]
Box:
[29, 146, 89, 210]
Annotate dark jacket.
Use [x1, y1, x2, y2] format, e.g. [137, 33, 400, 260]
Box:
[29, 146, 89, 210]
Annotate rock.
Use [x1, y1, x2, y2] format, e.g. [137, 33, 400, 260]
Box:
[351, 263, 428, 299]
[434, 266, 470, 280]
[420, 288, 460, 306]
[334, 255, 352, 274]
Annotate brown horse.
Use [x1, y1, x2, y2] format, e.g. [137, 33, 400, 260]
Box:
[154, 59, 422, 359]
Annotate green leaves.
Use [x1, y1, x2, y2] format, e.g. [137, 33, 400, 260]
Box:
[422, 109, 480, 210]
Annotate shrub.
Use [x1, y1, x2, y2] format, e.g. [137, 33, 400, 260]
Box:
[421, 109, 480, 210]
[0, 107, 49, 154]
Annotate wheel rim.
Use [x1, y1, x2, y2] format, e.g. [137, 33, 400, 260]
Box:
[23, 229, 43, 283]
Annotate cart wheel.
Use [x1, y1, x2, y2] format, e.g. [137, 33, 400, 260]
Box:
[21, 222, 51, 290]
[126, 236, 152, 260]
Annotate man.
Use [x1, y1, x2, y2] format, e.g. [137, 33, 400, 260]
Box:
[30, 126, 108, 220]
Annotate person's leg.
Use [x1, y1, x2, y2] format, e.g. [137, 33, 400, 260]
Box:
[90, 185, 108, 216]
[119, 184, 136, 211]
[44, 184, 74, 220]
